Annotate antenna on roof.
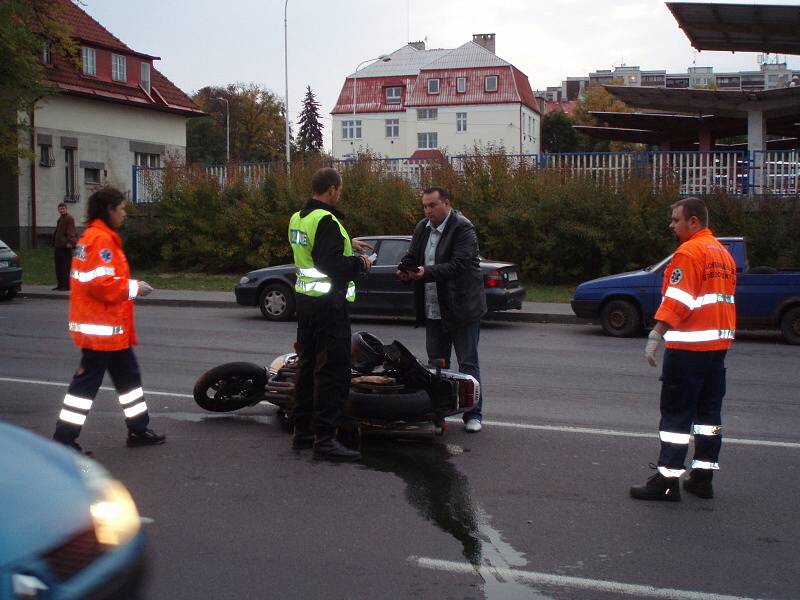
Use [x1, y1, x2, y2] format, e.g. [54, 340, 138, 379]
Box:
[407, 0, 410, 43]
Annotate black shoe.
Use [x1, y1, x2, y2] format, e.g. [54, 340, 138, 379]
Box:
[56, 439, 94, 457]
[313, 436, 361, 462]
[630, 466, 681, 502]
[683, 469, 714, 499]
[292, 429, 314, 450]
[52, 286, 62, 291]
[126, 428, 166, 447]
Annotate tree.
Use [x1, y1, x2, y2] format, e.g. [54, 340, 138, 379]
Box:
[541, 111, 580, 153]
[189, 83, 288, 164]
[0, 0, 77, 165]
[296, 86, 323, 155]
[570, 84, 640, 152]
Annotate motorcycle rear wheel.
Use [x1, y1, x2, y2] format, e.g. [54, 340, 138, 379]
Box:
[194, 362, 267, 412]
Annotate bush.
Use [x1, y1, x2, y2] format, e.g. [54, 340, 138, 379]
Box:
[124, 152, 800, 282]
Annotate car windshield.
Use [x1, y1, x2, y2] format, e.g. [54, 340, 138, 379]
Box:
[643, 254, 673, 272]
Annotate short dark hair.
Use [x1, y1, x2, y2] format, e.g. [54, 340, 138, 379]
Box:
[422, 186, 451, 202]
[311, 167, 342, 195]
[57, 202, 67, 209]
[672, 197, 708, 227]
[86, 187, 125, 226]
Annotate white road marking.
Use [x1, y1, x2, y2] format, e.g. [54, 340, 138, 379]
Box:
[2, 376, 799, 449]
[411, 556, 768, 600]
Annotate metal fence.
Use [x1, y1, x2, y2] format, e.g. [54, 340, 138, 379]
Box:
[132, 150, 798, 203]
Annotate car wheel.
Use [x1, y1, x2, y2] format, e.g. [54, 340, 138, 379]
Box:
[780, 306, 800, 345]
[0, 288, 17, 301]
[600, 299, 642, 337]
[259, 283, 295, 321]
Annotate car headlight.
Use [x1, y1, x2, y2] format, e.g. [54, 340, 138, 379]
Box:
[239, 276, 251, 284]
[72, 454, 141, 546]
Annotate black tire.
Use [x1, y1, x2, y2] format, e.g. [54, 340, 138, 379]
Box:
[193, 362, 267, 412]
[345, 388, 432, 421]
[600, 299, 642, 337]
[780, 306, 800, 346]
[0, 287, 18, 301]
[259, 283, 295, 321]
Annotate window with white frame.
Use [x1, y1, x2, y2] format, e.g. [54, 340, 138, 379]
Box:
[456, 77, 467, 93]
[84, 168, 101, 184]
[385, 86, 402, 104]
[342, 120, 362, 140]
[485, 75, 498, 92]
[456, 112, 467, 132]
[140, 62, 151, 94]
[417, 108, 438, 120]
[385, 119, 399, 138]
[82, 46, 96, 76]
[39, 144, 54, 167]
[112, 53, 127, 81]
[417, 132, 438, 149]
[427, 79, 440, 94]
[135, 153, 161, 168]
[42, 41, 52, 65]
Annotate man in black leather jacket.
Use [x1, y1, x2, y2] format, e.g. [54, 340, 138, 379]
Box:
[397, 187, 487, 432]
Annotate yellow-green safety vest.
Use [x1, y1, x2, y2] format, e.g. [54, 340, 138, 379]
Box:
[288, 208, 356, 302]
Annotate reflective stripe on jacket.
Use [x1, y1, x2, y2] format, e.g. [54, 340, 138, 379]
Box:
[68, 219, 138, 351]
[289, 209, 355, 302]
[654, 229, 737, 351]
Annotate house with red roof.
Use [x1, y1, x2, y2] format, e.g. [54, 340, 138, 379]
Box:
[331, 34, 540, 160]
[5, 0, 202, 247]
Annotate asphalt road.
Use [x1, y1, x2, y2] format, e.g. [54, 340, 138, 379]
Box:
[1, 298, 799, 600]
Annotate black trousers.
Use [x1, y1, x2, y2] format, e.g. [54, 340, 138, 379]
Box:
[54, 246, 72, 289]
[292, 301, 351, 436]
[657, 348, 727, 473]
[54, 348, 150, 443]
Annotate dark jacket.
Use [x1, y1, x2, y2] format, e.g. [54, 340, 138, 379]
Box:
[401, 209, 487, 329]
[295, 198, 365, 315]
[53, 213, 77, 248]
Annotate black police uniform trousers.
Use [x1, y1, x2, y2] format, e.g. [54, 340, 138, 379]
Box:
[658, 348, 727, 472]
[292, 297, 351, 436]
[54, 246, 72, 289]
[54, 348, 150, 443]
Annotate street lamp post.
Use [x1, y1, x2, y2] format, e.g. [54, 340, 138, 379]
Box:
[284, 0, 290, 171]
[351, 54, 391, 155]
[215, 96, 230, 163]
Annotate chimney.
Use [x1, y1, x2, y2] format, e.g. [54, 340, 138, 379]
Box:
[472, 33, 495, 54]
[409, 40, 426, 51]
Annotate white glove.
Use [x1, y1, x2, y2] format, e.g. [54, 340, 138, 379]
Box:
[645, 329, 664, 367]
[137, 281, 154, 297]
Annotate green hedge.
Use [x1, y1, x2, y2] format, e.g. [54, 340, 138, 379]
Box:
[123, 154, 800, 283]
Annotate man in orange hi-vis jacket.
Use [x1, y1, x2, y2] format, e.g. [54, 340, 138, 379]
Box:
[630, 197, 736, 502]
[53, 187, 165, 454]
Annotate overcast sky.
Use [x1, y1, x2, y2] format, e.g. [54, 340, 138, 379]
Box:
[80, 0, 800, 151]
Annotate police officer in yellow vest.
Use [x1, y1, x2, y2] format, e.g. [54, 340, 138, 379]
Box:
[288, 167, 373, 461]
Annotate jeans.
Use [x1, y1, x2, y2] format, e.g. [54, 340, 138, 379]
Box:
[425, 318, 483, 421]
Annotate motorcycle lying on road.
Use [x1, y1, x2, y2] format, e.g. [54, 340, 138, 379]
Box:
[193, 332, 479, 443]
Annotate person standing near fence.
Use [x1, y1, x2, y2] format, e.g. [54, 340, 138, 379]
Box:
[53, 203, 77, 291]
[630, 197, 736, 501]
[53, 187, 165, 454]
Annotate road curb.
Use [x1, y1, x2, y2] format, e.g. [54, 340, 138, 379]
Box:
[20, 290, 586, 324]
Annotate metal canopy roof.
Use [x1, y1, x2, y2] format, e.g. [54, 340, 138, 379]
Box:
[603, 84, 800, 119]
[666, 2, 800, 55]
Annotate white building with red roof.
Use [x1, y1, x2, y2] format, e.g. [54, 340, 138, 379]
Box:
[331, 34, 541, 160]
[6, 0, 202, 247]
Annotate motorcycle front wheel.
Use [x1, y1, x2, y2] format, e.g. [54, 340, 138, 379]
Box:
[193, 362, 267, 412]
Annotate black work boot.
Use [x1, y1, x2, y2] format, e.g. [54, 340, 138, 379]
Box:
[683, 469, 714, 499]
[313, 434, 361, 462]
[126, 428, 166, 447]
[55, 438, 94, 457]
[291, 427, 314, 450]
[630, 468, 681, 502]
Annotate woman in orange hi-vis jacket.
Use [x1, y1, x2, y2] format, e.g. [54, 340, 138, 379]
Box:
[53, 187, 165, 453]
